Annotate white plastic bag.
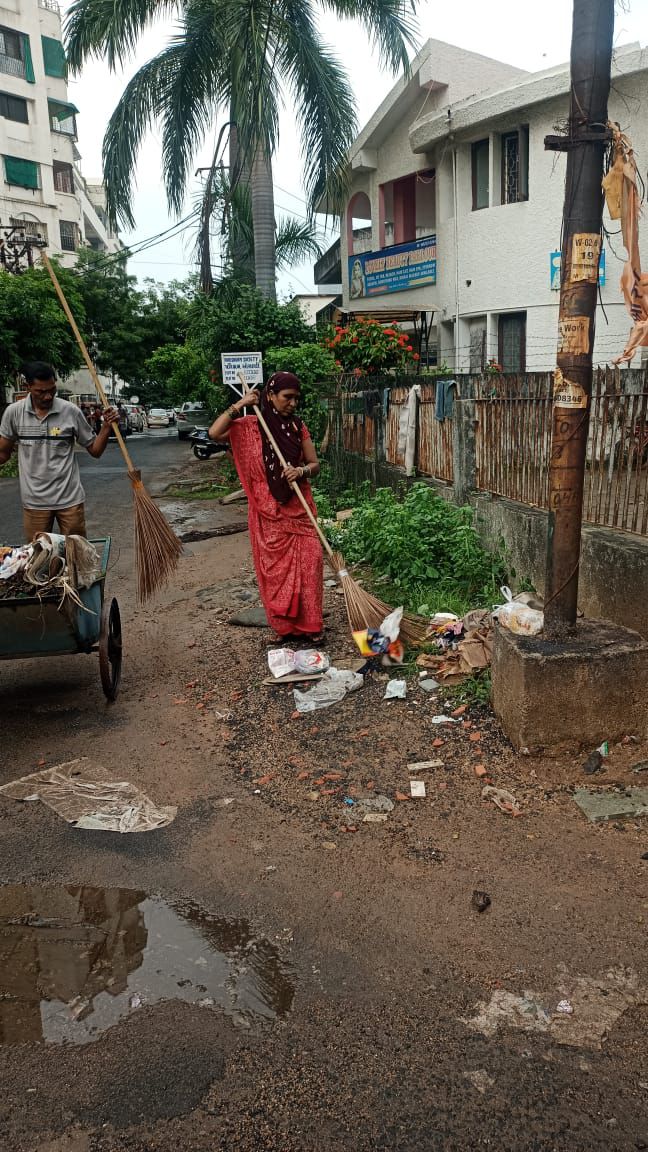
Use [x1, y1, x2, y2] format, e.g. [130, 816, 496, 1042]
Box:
[293, 668, 363, 713]
[379, 606, 403, 643]
[492, 586, 544, 636]
[293, 649, 330, 675]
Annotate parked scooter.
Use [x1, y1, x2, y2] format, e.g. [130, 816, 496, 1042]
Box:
[190, 428, 229, 460]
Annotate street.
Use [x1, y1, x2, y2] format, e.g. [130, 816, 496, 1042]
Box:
[1, 432, 648, 1152]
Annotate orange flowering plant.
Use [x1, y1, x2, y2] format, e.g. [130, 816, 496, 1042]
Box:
[322, 318, 420, 375]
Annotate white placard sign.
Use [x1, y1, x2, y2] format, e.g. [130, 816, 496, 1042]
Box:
[221, 352, 264, 394]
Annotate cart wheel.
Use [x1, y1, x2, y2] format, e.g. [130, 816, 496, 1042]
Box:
[99, 597, 122, 701]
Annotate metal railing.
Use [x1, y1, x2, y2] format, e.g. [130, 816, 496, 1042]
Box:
[39, 0, 61, 12]
[0, 54, 25, 78]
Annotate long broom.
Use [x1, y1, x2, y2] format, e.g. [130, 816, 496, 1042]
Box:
[42, 251, 182, 602]
[237, 373, 427, 646]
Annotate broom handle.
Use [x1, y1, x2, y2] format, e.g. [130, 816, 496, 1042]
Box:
[237, 373, 338, 567]
[41, 250, 137, 474]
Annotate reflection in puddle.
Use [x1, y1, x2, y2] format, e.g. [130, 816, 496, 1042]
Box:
[0, 885, 294, 1045]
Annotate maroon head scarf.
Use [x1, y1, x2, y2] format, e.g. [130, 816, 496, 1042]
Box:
[259, 372, 304, 504]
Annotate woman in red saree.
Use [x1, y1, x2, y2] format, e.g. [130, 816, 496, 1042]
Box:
[209, 372, 324, 641]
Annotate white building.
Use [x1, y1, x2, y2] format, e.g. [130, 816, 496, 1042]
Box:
[316, 39, 648, 373]
[290, 292, 340, 326]
[0, 0, 120, 262]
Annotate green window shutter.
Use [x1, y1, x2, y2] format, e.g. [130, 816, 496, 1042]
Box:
[48, 99, 79, 122]
[4, 155, 39, 189]
[21, 35, 34, 83]
[41, 35, 66, 79]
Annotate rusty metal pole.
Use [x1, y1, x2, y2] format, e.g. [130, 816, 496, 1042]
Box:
[543, 0, 615, 637]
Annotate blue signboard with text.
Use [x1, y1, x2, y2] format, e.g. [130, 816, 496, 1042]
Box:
[551, 248, 605, 290]
[348, 235, 437, 299]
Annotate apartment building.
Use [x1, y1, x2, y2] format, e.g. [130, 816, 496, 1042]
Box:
[315, 40, 648, 372]
[0, 0, 120, 263]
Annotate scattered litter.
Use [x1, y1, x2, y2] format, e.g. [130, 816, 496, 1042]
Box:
[0, 759, 176, 833]
[493, 586, 544, 636]
[632, 761, 648, 774]
[268, 648, 297, 679]
[294, 649, 330, 675]
[431, 714, 459, 725]
[583, 750, 605, 775]
[336, 508, 354, 522]
[463, 1069, 495, 1095]
[293, 667, 364, 712]
[324, 578, 338, 588]
[129, 993, 143, 1009]
[482, 784, 522, 816]
[419, 678, 440, 692]
[343, 797, 355, 807]
[598, 741, 609, 758]
[380, 606, 403, 643]
[408, 760, 443, 772]
[573, 787, 648, 823]
[363, 812, 388, 824]
[471, 890, 491, 913]
[354, 795, 394, 817]
[384, 679, 407, 700]
[556, 999, 574, 1015]
[410, 780, 426, 798]
[464, 966, 647, 1049]
[214, 798, 235, 808]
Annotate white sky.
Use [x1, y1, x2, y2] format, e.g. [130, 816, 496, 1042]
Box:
[65, 0, 647, 297]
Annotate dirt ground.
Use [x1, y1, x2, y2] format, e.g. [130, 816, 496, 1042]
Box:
[1, 443, 648, 1151]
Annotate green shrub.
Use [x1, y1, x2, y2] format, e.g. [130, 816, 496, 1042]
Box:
[338, 484, 505, 607]
[0, 455, 18, 479]
[265, 343, 337, 442]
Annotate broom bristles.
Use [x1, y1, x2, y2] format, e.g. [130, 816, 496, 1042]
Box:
[329, 550, 428, 646]
[131, 479, 183, 603]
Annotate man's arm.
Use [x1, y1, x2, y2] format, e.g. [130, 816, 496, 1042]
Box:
[84, 407, 118, 459]
[0, 435, 15, 467]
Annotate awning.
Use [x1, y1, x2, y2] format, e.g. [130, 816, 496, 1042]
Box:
[48, 99, 79, 121]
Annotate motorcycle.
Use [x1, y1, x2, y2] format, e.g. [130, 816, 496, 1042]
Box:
[189, 428, 228, 460]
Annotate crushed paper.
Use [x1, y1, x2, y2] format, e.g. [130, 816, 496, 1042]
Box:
[0, 758, 176, 833]
[416, 625, 493, 685]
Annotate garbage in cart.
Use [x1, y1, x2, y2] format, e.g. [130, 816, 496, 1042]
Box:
[0, 534, 102, 607]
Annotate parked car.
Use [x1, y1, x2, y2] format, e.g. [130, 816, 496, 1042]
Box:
[166, 408, 177, 425]
[177, 403, 211, 440]
[147, 407, 170, 428]
[190, 428, 229, 460]
[121, 403, 145, 433]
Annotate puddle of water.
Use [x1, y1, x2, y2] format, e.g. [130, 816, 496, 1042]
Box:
[0, 884, 294, 1045]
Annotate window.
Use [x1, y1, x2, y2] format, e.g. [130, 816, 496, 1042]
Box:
[48, 99, 77, 138]
[471, 139, 489, 210]
[10, 215, 47, 243]
[498, 312, 526, 372]
[3, 155, 39, 189]
[41, 35, 67, 78]
[501, 126, 529, 205]
[59, 220, 78, 252]
[0, 26, 24, 78]
[53, 160, 74, 194]
[0, 91, 28, 123]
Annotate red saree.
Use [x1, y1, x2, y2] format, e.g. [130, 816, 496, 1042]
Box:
[228, 415, 323, 637]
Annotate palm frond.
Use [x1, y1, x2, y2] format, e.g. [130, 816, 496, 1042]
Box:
[64, 0, 177, 72]
[275, 215, 323, 270]
[276, 3, 358, 214]
[320, 0, 418, 75]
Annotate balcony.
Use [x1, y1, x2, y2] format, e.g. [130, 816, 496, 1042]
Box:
[39, 0, 61, 10]
[0, 54, 25, 79]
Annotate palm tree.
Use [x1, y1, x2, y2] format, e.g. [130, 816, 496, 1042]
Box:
[65, 0, 418, 301]
[196, 165, 324, 292]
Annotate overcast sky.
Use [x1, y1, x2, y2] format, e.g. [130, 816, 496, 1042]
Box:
[65, 0, 647, 297]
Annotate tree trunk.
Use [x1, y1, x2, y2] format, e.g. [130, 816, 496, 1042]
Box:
[250, 147, 276, 301]
[228, 120, 252, 275]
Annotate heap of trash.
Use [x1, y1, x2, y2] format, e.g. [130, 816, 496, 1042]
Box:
[0, 534, 102, 606]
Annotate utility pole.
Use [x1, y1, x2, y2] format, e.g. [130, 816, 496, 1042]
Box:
[543, 0, 615, 637]
[0, 223, 46, 273]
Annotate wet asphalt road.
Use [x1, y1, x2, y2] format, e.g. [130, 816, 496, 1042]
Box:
[1, 432, 648, 1151]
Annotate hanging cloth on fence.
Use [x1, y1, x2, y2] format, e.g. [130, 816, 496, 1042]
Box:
[435, 379, 457, 422]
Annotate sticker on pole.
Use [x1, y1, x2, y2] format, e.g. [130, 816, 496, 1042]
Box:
[553, 368, 587, 410]
[558, 316, 589, 355]
[570, 233, 601, 283]
[221, 352, 263, 391]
